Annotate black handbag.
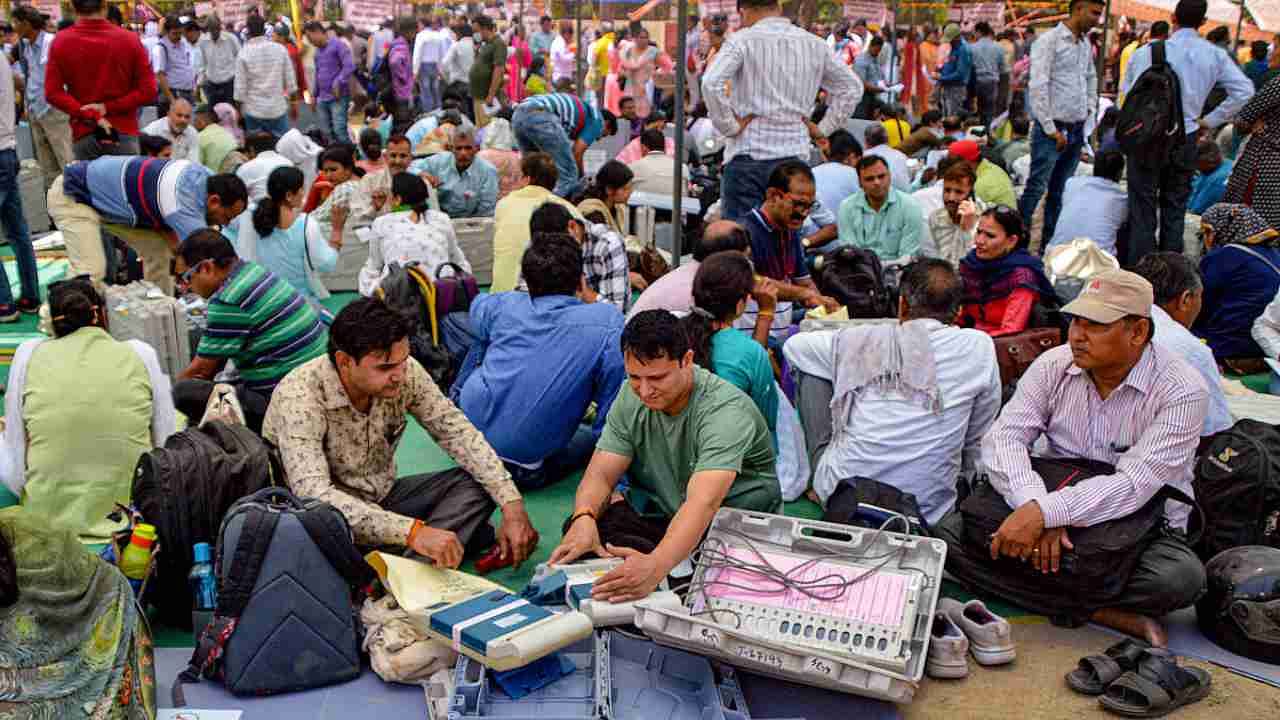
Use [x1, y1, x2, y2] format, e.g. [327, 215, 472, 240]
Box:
[957, 457, 1202, 609]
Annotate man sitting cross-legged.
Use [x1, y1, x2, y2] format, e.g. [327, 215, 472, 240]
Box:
[263, 296, 539, 569]
[784, 258, 1001, 520]
[454, 233, 626, 490]
[934, 269, 1209, 646]
[548, 309, 779, 602]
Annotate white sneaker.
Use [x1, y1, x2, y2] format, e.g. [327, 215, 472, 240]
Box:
[938, 597, 1016, 666]
[926, 611, 970, 679]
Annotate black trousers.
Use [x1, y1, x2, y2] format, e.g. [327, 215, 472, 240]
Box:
[933, 510, 1205, 619]
[383, 468, 496, 555]
[1125, 138, 1198, 266]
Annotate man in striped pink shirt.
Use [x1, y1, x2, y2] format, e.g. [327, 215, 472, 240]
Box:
[937, 270, 1209, 647]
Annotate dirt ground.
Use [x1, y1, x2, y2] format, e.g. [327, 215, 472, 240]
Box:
[904, 619, 1280, 720]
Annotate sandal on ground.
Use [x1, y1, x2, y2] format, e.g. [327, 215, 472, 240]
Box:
[1066, 638, 1151, 695]
[1098, 649, 1211, 718]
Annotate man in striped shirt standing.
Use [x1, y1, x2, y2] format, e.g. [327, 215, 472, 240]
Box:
[701, 0, 861, 223]
[937, 270, 1208, 647]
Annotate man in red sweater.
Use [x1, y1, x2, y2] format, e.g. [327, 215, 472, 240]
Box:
[45, 0, 156, 161]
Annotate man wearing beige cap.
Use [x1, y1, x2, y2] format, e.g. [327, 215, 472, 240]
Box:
[936, 269, 1209, 647]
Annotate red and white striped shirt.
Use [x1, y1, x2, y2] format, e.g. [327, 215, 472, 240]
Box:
[981, 343, 1208, 531]
[701, 17, 862, 162]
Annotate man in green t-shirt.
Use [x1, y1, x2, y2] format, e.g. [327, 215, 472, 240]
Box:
[469, 15, 506, 129]
[549, 310, 780, 602]
[174, 229, 327, 426]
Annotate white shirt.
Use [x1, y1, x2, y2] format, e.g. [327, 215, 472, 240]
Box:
[1027, 22, 1097, 135]
[1151, 305, 1232, 437]
[414, 28, 452, 69]
[912, 182, 945, 225]
[358, 210, 471, 297]
[1253, 289, 1280, 364]
[550, 34, 575, 82]
[143, 118, 199, 161]
[236, 150, 295, 202]
[627, 151, 688, 198]
[1048, 176, 1128, 256]
[234, 36, 298, 120]
[783, 321, 1002, 524]
[865, 144, 912, 192]
[441, 37, 475, 85]
[1, 337, 175, 495]
[701, 17, 862, 162]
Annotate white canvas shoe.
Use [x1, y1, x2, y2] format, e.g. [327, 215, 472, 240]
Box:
[926, 611, 970, 679]
[938, 597, 1016, 666]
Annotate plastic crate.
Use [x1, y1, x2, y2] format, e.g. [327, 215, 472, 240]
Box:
[634, 509, 946, 704]
[436, 631, 752, 720]
[453, 217, 495, 286]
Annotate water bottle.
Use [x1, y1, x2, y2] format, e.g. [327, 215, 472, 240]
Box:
[189, 542, 218, 611]
[119, 523, 157, 595]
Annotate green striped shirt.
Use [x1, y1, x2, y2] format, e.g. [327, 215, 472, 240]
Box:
[197, 261, 327, 393]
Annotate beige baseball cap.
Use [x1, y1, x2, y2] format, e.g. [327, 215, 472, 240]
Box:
[1061, 269, 1154, 324]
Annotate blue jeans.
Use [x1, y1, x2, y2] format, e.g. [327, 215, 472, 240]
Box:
[418, 62, 441, 112]
[317, 97, 351, 144]
[505, 425, 599, 491]
[721, 155, 801, 222]
[1018, 120, 1084, 245]
[244, 114, 291, 140]
[512, 105, 580, 198]
[0, 149, 38, 306]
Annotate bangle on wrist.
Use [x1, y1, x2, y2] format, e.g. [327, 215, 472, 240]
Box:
[568, 507, 598, 528]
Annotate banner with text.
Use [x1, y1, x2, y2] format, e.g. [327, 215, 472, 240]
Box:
[843, 0, 890, 26]
[345, 0, 395, 32]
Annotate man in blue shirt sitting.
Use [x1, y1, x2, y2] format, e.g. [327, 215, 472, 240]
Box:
[1187, 139, 1232, 216]
[412, 125, 499, 217]
[454, 232, 626, 490]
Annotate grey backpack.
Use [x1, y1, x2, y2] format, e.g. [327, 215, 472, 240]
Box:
[175, 488, 376, 703]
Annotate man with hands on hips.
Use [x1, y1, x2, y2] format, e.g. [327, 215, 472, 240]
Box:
[548, 310, 781, 602]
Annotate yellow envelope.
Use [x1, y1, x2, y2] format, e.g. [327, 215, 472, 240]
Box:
[805, 305, 849, 321]
[366, 551, 506, 613]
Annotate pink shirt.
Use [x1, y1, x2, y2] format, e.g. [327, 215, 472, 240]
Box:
[627, 261, 699, 319]
[616, 136, 675, 165]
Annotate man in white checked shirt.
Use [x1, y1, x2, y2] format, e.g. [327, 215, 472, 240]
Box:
[701, 0, 862, 223]
[936, 270, 1209, 647]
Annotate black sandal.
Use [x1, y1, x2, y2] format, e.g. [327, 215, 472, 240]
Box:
[1066, 638, 1151, 695]
[1099, 649, 1212, 718]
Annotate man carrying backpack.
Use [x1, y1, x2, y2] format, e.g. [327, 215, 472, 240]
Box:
[1119, 0, 1254, 265]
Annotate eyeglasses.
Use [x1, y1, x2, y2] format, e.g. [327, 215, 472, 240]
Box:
[785, 194, 815, 213]
[178, 259, 207, 286]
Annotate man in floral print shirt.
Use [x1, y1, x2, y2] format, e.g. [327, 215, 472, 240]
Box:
[263, 297, 538, 568]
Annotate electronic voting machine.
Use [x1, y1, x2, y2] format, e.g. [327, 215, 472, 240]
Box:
[634, 509, 947, 703]
[525, 559, 683, 626]
[420, 589, 594, 672]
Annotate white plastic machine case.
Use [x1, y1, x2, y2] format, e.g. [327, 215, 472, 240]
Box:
[452, 217, 494, 286]
[531, 558, 683, 627]
[104, 282, 193, 379]
[634, 509, 947, 703]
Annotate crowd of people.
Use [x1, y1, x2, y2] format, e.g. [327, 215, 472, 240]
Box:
[3, 0, 1280, 713]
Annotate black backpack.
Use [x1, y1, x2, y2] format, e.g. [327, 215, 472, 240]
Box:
[1117, 41, 1187, 170]
[368, 48, 394, 105]
[376, 262, 457, 389]
[814, 246, 891, 318]
[175, 488, 374, 703]
[1193, 419, 1280, 560]
[132, 421, 280, 629]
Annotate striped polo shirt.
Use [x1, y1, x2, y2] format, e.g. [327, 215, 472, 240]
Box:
[63, 156, 211, 241]
[518, 93, 604, 145]
[197, 261, 327, 394]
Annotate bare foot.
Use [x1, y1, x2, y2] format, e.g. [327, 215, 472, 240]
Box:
[1091, 607, 1168, 647]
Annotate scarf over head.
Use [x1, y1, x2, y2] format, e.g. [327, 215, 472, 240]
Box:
[1203, 203, 1280, 247]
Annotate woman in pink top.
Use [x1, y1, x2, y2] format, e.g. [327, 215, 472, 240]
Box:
[604, 29, 629, 116]
[506, 25, 532, 104]
[620, 29, 672, 118]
